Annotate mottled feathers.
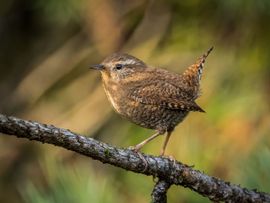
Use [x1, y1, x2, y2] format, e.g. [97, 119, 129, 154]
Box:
[96, 47, 213, 133]
[126, 47, 214, 113]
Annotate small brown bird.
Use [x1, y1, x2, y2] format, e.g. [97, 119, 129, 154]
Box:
[90, 47, 213, 156]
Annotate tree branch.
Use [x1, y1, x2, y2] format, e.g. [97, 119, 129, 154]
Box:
[0, 114, 269, 202]
[151, 179, 171, 203]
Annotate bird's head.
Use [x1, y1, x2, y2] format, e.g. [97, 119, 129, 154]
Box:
[90, 53, 146, 82]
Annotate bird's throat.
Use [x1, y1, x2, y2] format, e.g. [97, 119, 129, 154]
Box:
[102, 78, 122, 114]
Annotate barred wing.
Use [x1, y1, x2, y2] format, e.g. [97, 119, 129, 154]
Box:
[128, 81, 204, 112]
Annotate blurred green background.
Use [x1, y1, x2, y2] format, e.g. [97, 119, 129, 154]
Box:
[0, 0, 270, 202]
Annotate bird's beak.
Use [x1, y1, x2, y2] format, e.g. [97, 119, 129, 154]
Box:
[89, 64, 104, 70]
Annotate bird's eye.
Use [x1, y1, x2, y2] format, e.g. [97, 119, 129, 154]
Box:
[115, 64, 123, 70]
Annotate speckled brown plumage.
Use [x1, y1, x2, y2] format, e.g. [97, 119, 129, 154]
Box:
[90, 47, 213, 155]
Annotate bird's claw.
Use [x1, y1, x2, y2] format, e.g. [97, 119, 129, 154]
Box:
[160, 154, 177, 167]
[127, 146, 136, 151]
[127, 146, 148, 172]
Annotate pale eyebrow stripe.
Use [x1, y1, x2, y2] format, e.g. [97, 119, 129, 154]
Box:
[105, 59, 138, 67]
[121, 59, 137, 65]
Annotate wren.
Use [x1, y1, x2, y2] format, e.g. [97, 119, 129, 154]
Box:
[90, 47, 213, 156]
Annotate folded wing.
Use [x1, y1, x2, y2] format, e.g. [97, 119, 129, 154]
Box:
[127, 80, 204, 112]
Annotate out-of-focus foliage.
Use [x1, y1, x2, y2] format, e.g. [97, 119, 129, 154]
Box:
[0, 0, 269, 202]
[21, 156, 121, 203]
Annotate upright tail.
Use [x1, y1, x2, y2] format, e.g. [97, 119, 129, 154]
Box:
[196, 46, 213, 80]
[182, 47, 213, 99]
[183, 46, 213, 81]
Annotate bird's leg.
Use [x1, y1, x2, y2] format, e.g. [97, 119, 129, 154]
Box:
[160, 131, 172, 156]
[132, 131, 161, 152]
[160, 131, 177, 166]
[128, 131, 160, 172]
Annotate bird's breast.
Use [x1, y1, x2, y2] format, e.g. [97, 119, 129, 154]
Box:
[102, 80, 122, 114]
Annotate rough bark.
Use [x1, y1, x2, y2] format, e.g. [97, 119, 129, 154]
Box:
[151, 179, 171, 203]
[0, 114, 269, 202]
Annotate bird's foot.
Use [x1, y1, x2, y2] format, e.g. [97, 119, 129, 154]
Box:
[128, 146, 148, 172]
[127, 145, 137, 151]
[160, 154, 177, 167]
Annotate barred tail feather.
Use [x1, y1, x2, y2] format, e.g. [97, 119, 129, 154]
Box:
[181, 47, 213, 100]
[183, 47, 213, 82]
[197, 46, 213, 80]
